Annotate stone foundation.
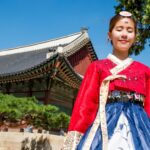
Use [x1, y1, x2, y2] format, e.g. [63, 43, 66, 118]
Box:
[0, 131, 64, 150]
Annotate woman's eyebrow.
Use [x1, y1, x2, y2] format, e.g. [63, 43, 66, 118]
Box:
[115, 26, 123, 28]
[115, 26, 134, 29]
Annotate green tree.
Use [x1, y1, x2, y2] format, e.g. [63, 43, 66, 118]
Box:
[0, 93, 70, 131]
[115, 0, 150, 55]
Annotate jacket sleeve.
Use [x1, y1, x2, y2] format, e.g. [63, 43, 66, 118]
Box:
[69, 61, 100, 133]
[62, 61, 100, 150]
[144, 67, 150, 118]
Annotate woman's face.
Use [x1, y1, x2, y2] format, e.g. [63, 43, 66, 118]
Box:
[108, 18, 136, 53]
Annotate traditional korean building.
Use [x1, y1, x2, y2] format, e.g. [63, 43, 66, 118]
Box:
[0, 29, 97, 114]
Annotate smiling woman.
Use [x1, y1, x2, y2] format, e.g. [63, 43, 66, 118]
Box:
[108, 11, 136, 60]
[63, 11, 150, 150]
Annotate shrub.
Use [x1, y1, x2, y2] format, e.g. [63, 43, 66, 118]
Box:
[0, 93, 70, 131]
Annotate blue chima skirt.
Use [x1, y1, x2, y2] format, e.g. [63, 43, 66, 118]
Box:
[77, 102, 150, 150]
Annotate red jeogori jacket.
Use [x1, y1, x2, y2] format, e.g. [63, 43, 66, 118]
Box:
[69, 59, 150, 134]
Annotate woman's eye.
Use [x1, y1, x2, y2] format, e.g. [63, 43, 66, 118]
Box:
[116, 28, 122, 31]
[128, 30, 133, 33]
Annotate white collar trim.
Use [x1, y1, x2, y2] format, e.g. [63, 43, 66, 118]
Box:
[107, 53, 133, 65]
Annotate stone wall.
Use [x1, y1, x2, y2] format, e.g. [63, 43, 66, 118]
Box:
[0, 131, 64, 150]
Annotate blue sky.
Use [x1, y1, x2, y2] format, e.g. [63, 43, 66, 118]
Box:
[0, 0, 149, 66]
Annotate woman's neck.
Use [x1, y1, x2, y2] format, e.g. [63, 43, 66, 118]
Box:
[112, 50, 129, 60]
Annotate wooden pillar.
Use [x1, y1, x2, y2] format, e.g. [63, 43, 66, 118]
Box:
[28, 80, 33, 97]
[44, 77, 53, 104]
[44, 58, 61, 104]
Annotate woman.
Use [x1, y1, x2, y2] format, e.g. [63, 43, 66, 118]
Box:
[63, 11, 150, 150]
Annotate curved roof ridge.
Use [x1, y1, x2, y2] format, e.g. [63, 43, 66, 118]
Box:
[0, 31, 83, 56]
[62, 31, 89, 56]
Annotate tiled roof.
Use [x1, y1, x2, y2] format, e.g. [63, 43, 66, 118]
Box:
[0, 30, 96, 78]
[0, 31, 84, 75]
[0, 48, 52, 75]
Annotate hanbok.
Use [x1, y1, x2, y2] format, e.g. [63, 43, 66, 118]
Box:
[63, 54, 150, 150]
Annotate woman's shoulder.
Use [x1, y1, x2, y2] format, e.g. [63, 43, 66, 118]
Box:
[89, 59, 112, 71]
[133, 61, 149, 69]
[91, 59, 109, 65]
[85, 59, 112, 76]
[133, 61, 150, 76]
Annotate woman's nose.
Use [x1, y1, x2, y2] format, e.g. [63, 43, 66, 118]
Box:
[121, 32, 128, 39]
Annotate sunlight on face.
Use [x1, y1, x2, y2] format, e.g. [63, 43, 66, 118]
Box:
[108, 18, 136, 54]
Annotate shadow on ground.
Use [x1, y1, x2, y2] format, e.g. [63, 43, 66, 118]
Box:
[21, 136, 52, 150]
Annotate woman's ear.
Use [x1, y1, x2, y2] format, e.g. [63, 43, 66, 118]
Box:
[107, 32, 111, 42]
[107, 32, 111, 41]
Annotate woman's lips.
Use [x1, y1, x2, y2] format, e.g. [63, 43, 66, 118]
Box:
[119, 40, 128, 44]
